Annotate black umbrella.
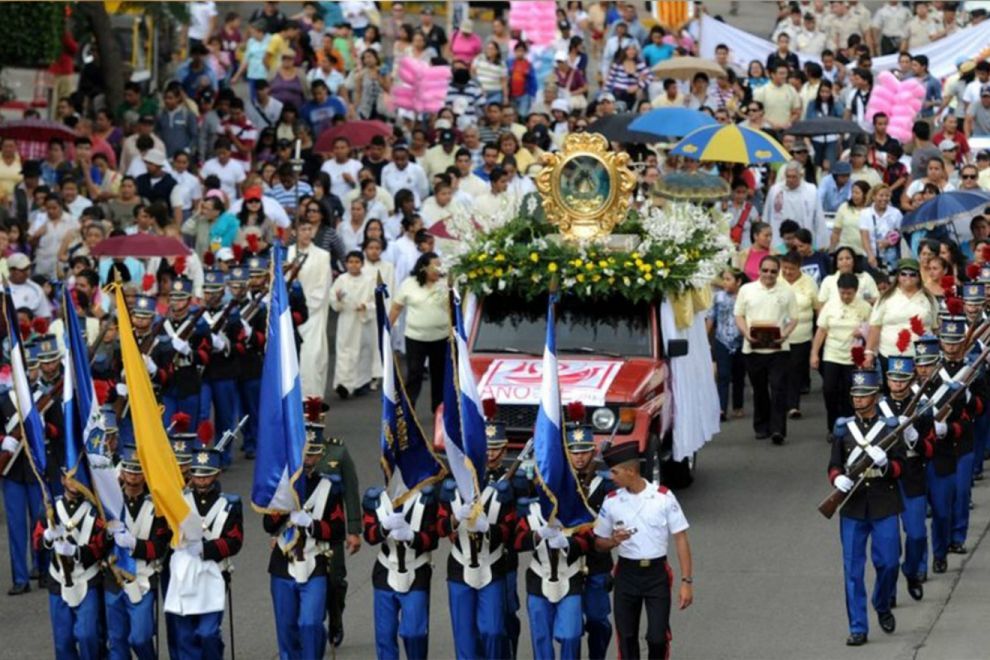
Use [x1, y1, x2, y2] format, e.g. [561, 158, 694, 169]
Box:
[587, 113, 660, 144]
[786, 117, 865, 136]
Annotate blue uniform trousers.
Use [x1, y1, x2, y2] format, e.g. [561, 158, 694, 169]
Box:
[200, 379, 242, 467]
[448, 579, 506, 659]
[163, 392, 201, 430]
[973, 411, 988, 478]
[270, 575, 327, 660]
[49, 588, 102, 660]
[504, 570, 521, 659]
[583, 572, 612, 660]
[951, 451, 975, 546]
[105, 587, 156, 660]
[927, 463, 955, 561]
[373, 587, 429, 660]
[238, 378, 261, 453]
[527, 593, 583, 660]
[174, 610, 224, 660]
[2, 478, 42, 587]
[898, 485, 928, 580]
[839, 515, 899, 636]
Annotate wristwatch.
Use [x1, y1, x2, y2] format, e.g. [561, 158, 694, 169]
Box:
[681, 577, 693, 584]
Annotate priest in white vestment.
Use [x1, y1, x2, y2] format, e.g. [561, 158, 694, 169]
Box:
[329, 252, 375, 397]
[288, 218, 333, 399]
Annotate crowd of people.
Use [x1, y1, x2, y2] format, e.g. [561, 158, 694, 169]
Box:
[1, 0, 990, 657]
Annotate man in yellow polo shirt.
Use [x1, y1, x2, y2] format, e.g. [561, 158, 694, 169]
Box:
[734, 255, 799, 445]
[754, 64, 802, 130]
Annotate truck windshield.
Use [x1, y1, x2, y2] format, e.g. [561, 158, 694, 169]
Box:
[472, 293, 653, 358]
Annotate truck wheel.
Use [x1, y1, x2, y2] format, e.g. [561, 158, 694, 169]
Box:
[660, 452, 695, 489]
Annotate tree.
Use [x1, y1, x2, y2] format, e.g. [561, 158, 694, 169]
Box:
[0, 3, 63, 68]
[74, 2, 125, 114]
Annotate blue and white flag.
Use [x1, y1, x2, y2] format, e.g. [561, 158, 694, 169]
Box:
[533, 294, 594, 529]
[252, 241, 307, 512]
[3, 286, 48, 494]
[375, 282, 445, 494]
[441, 289, 486, 503]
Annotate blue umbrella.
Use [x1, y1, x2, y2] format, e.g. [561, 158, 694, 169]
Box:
[669, 124, 791, 164]
[628, 108, 718, 138]
[902, 190, 990, 231]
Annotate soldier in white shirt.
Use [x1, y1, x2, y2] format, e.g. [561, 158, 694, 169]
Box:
[871, 0, 912, 54]
[594, 443, 693, 660]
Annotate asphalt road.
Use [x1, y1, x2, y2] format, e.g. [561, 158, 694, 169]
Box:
[2, 349, 989, 659]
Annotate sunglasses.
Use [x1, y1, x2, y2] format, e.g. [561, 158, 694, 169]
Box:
[760, 268, 779, 274]
[899, 270, 920, 277]
[246, 198, 262, 203]
[748, 107, 762, 113]
[962, 174, 978, 180]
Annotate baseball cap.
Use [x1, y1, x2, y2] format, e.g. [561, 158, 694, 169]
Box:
[139, 114, 155, 125]
[143, 149, 167, 167]
[554, 50, 568, 63]
[831, 161, 852, 175]
[7, 253, 30, 270]
[981, 85, 990, 97]
[599, 92, 616, 103]
[459, 18, 474, 33]
[850, 145, 867, 157]
[276, 138, 293, 149]
[551, 99, 571, 113]
[243, 186, 263, 201]
[939, 139, 958, 152]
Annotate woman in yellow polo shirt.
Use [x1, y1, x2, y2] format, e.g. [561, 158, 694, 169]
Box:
[811, 272, 873, 434]
[780, 251, 819, 418]
[865, 258, 938, 371]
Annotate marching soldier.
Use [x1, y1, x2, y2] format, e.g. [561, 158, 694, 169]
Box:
[152, 274, 212, 428]
[199, 269, 241, 468]
[827, 369, 903, 645]
[35, 335, 65, 493]
[314, 413, 363, 649]
[437, 420, 516, 660]
[962, 281, 989, 482]
[594, 442, 693, 660]
[104, 443, 171, 660]
[1, 342, 45, 596]
[514, 481, 594, 659]
[162, 418, 196, 659]
[121, 294, 168, 452]
[263, 408, 346, 659]
[568, 425, 614, 660]
[33, 468, 108, 658]
[884, 355, 929, 601]
[363, 483, 440, 660]
[232, 262, 265, 459]
[166, 427, 243, 659]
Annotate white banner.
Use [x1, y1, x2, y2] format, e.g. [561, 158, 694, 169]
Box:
[700, 14, 990, 80]
[478, 358, 621, 407]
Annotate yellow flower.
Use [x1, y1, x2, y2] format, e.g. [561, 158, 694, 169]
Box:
[574, 259, 584, 268]
[598, 260, 609, 269]
[632, 252, 641, 259]
[576, 274, 585, 283]
[585, 263, 595, 271]
[494, 254, 506, 263]
[608, 277, 615, 285]
[640, 263, 652, 273]
[655, 260, 665, 269]
[592, 274, 602, 282]
[644, 273, 653, 282]
[548, 262, 558, 273]
[530, 252, 539, 263]
[494, 268, 504, 277]
[623, 261, 633, 268]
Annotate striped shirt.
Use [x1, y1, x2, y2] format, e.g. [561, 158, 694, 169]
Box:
[605, 61, 652, 95]
[266, 181, 314, 213]
[473, 55, 506, 93]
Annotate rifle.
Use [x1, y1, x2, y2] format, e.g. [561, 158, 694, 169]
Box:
[87, 318, 112, 367]
[500, 438, 535, 484]
[215, 415, 249, 455]
[818, 341, 990, 519]
[240, 251, 308, 326]
[0, 377, 65, 477]
[139, 317, 167, 356]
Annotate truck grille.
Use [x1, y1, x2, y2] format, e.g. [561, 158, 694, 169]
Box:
[495, 404, 539, 434]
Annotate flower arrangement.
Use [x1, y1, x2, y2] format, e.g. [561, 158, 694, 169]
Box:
[447, 199, 733, 303]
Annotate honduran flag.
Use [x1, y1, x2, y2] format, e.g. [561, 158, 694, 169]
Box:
[532, 294, 594, 529]
[251, 240, 308, 513]
[375, 279, 445, 499]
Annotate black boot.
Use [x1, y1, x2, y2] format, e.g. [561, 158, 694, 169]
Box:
[907, 578, 924, 601]
[846, 633, 868, 646]
[878, 611, 896, 634]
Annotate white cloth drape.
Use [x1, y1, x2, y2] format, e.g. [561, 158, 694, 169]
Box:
[660, 298, 721, 461]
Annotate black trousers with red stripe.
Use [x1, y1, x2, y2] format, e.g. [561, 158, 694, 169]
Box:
[613, 557, 672, 660]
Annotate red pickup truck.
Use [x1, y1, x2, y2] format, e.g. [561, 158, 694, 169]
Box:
[434, 291, 695, 488]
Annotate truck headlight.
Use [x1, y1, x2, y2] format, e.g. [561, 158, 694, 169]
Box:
[591, 407, 616, 431]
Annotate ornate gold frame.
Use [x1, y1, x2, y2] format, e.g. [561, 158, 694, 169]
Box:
[535, 132, 638, 240]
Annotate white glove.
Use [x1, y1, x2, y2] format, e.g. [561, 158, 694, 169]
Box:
[211, 333, 229, 353]
[180, 539, 204, 558]
[53, 540, 77, 557]
[548, 533, 569, 550]
[903, 424, 919, 445]
[454, 504, 473, 522]
[865, 445, 888, 468]
[115, 383, 128, 397]
[833, 474, 855, 493]
[42, 525, 63, 543]
[1, 435, 18, 453]
[966, 389, 972, 404]
[381, 512, 406, 531]
[537, 525, 562, 542]
[468, 515, 490, 534]
[241, 319, 253, 337]
[389, 522, 415, 542]
[114, 529, 137, 550]
[171, 337, 192, 356]
[142, 353, 158, 377]
[935, 421, 948, 438]
[290, 510, 313, 528]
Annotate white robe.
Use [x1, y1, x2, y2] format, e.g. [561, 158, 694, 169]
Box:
[289, 243, 333, 398]
[328, 272, 375, 392]
[363, 258, 395, 379]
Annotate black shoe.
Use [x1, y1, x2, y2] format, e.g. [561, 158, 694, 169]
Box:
[933, 559, 948, 574]
[948, 543, 968, 554]
[755, 432, 770, 440]
[878, 611, 896, 634]
[846, 633, 868, 646]
[336, 384, 350, 400]
[788, 408, 802, 419]
[331, 628, 344, 648]
[907, 578, 924, 601]
[889, 595, 897, 609]
[720, 412, 727, 422]
[919, 572, 928, 584]
[6, 583, 29, 596]
[771, 433, 785, 445]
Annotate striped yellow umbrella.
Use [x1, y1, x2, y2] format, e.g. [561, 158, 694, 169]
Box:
[670, 124, 791, 164]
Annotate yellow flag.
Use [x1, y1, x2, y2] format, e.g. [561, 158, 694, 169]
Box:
[114, 284, 199, 547]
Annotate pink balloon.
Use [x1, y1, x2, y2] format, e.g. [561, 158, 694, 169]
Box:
[877, 71, 899, 91]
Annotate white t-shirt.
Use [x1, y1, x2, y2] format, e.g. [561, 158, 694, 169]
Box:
[320, 158, 363, 201]
[594, 480, 689, 560]
[171, 170, 204, 212]
[187, 2, 218, 41]
[200, 157, 247, 200]
[858, 205, 903, 250]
